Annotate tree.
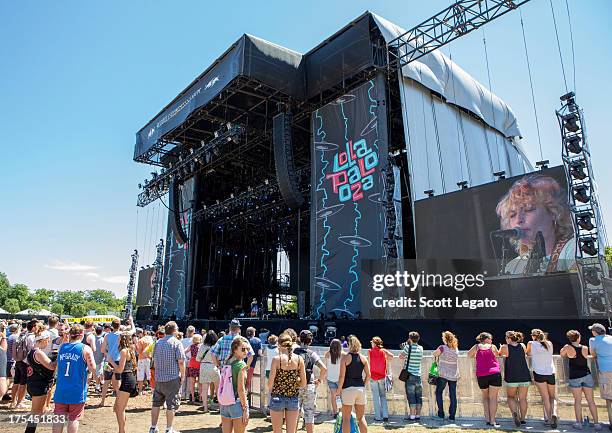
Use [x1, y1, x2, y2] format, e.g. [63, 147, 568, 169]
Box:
[51, 303, 64, 316]
[31, 288, 55, 308]
[9, 284, 30, 310]
[606, 246, 612, 270]
[3, 298, 19, 314]
[70, 303, 87, 318]
[55, 290, 86, 317]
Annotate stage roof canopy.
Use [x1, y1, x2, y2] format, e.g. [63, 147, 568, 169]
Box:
[135, 11, 522, 164]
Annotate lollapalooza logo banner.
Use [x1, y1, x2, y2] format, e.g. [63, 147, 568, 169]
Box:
[310, 75, 388, 319]
[162, 177, 195, 319]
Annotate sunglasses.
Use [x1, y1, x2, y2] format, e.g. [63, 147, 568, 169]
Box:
[240, 347, 248, 353]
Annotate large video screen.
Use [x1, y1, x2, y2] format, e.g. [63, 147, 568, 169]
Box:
[135, 268, 155, 306]
[356, 166, 583, 320]
[415, 166, 576, 277]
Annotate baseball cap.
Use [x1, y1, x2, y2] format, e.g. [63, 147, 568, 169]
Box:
[299, 330, 313, 340]
[589, 323, 607, 334]
[230, 319, 241, 328]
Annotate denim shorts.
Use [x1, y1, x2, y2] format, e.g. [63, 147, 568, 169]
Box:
[568, 374, 595, 389]
[327, 380, 339, 390]
[220, 400, 244, 419]
[269, 395, 299, 412]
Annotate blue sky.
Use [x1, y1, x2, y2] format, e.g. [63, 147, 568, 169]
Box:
[1, 1, 610, 297]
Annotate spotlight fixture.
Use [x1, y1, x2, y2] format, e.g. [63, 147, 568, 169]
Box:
[576, 212, 595, 231]
[565, 136, 582, 154]
[588, 295, 606, 312]
[562, 112, 580, 133]
[493, 171, 506, 180]
[580, 237, 598, 256]
[424, 189, 435, 197]
[583, 267, 602, 286]
[573, 186, 590, 204]
[569, 160, 587, 180]
[457, 181, 468, 189]
[535, 160, 549, 170]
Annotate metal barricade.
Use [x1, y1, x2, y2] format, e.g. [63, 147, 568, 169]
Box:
[252, 347, 609, 421]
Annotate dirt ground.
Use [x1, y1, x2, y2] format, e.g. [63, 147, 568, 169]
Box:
[0, 392, 506, 433]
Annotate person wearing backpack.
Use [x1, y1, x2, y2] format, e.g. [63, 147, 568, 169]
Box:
[295, 330, 327, 433]
[218, 336, 250, 433]
[10, 319, 37, 409]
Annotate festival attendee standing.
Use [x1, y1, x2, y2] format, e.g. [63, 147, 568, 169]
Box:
[245, 327, 261, 394]
[10, 320, 37, 409]
[295, 330, 327, 433]
[45, 316, 60, 354]
[148, 321, 186, 433]
[180, 326, 195, 400]
[338, 335, 370, 433]
[526, 328, 557, 428]
[265, 335, 279, 381]
[324, 339, 343, 416]
[25, 327, 56, 432]
[136, 328, 153, 394]
[188, 334, 202, 403]
[468, 332, 501, 427]
[6, 323, 19, 385]
[431, 331, 460, 422]
[0, 323, 7, 401]
[589, 323, 612, 429]
[197, 330, 219, 412]
[93, 326, 105, 393]
[100, 318, 122, 406]
[268, 332, 306, 433]
[561, 330, 601, 430]
[368, 337, 394, 422]
[399, 332, 424, 421]
[114, 333, 138, 433]
[499, 331, 531, 426]
[211, 319, 253, 369]
[219, 336, 250, 433]
[52, 324, 96, 433]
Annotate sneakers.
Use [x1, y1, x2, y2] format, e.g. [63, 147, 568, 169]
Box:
[594, 423, 602, 431]
[148, 428, 159, 433]
[165, 429, 180, 433]
[573, 422, 583, 430]
[383, 417, 389, 423]
[551, 414, 558, 429]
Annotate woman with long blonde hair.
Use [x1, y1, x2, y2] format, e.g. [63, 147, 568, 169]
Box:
[339, 335, 370, 433]
[432, 331, 459, 421]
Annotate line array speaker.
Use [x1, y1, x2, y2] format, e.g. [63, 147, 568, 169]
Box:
[273, 112, 304, 208]
[169, 180, 189, 244]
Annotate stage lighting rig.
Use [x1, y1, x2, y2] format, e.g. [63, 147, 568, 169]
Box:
[535, 160, 549, 170]
[569, 160, 587, 180]
[579, 236, 598, 256]
[583, 267, 602, 286]
[493, 171, 506, 180]
[565, 136, 582, 154]
[562, 112, 580, 133]
[576, 211, 595, 231]
[573, 186, 590, 204]
[137, 123, 244, 207]
[457, 181, 468, 189]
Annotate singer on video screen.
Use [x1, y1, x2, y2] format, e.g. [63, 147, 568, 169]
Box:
[494, 174, 576, 275]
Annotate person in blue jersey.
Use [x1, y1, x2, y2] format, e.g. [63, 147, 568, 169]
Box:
[52, 324, 96, 433]
[100, 318, 122, 406]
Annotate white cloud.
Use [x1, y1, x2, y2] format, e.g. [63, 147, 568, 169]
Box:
[102, 275, 128, 285]
[44, 260, 98, 272]
[80, 272, 101, 280]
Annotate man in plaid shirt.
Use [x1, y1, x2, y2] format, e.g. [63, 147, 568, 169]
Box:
[211, 319, 254, 366]
[149, 321, 185, 433]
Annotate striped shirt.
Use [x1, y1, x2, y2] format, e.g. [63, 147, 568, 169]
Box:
[402, 343, 423, 376]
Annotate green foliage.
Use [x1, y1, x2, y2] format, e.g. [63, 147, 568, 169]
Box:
[0, 271, 126, 317]
[605, 246, 612, 270]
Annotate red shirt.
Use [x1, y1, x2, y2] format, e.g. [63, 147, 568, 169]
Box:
[369, 347, 387, 381]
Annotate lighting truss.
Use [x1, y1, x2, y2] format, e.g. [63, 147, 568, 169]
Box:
[137, 124, 244, 207]
[557, 92, 610, 317]
[388, 0, 532, 69]
[123, 250, 139, 318]
[150, 239, 165, 316]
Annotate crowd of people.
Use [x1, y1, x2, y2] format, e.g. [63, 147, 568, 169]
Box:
[2, 316, 612, 433]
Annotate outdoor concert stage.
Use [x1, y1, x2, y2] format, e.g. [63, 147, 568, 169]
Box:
[132, 11, 604, 329]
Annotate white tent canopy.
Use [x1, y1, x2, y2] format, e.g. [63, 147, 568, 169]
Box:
[16, 308, 54, 316]
[0, 306, 8, 314]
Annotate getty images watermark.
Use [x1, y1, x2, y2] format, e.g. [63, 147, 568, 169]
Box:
[371, 271, 498, 310]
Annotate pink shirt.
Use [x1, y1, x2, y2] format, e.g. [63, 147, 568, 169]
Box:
[475, 345, 500, 377]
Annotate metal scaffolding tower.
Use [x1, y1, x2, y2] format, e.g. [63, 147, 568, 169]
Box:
[150, 239, 165, 316]
[124, 249, 139, 318]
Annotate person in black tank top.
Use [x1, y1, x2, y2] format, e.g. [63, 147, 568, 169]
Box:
[25, 329, 56, 433]
[499, 331, 531, 426]
[338, 336, 370, 433]
[561, 330, 601, 429]
[114, 333, 138, 433]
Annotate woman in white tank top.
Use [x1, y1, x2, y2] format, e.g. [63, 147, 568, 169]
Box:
[526, 329, 557, 428]
[324, 339, 344, 416]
